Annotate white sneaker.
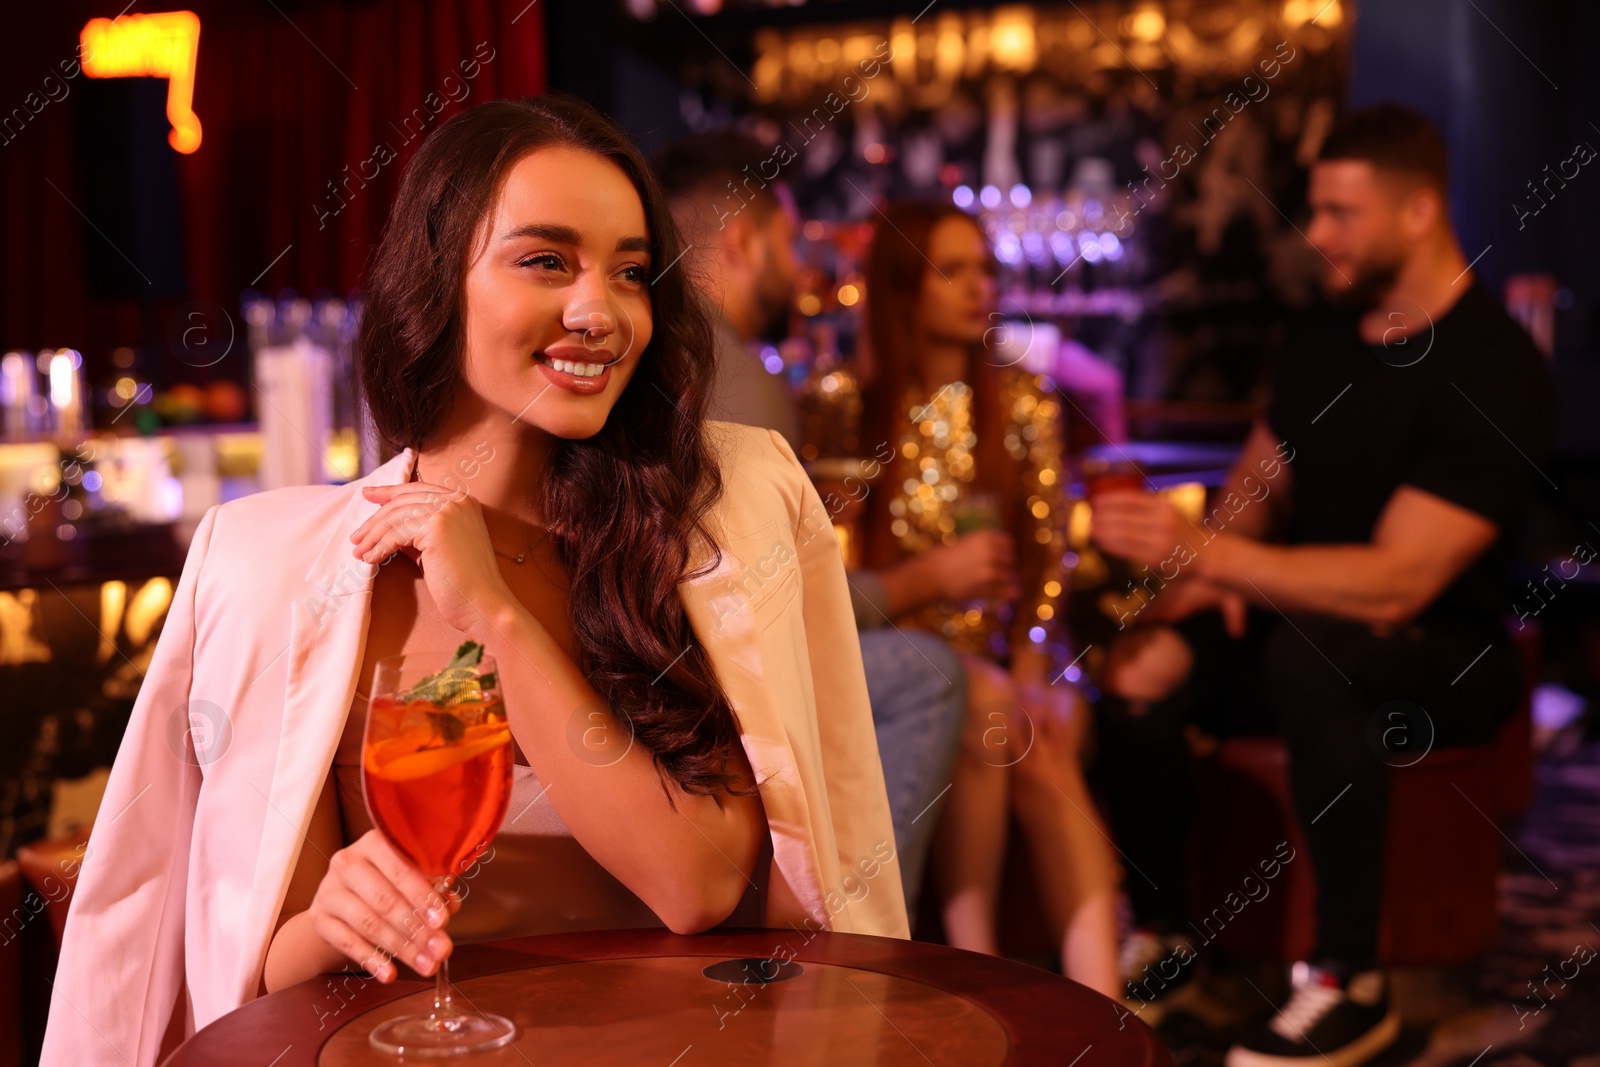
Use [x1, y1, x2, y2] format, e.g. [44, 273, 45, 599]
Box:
[1226, 962, 1400, 1066]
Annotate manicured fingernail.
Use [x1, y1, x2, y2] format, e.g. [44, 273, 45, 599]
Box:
[415, 952, 433, 971]
[426, 905, 445, 928]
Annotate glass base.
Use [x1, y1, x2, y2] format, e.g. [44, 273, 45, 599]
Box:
[368, 1011, 518, 1057]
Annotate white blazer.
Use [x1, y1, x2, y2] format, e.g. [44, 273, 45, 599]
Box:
[40, 421, 908, 1066]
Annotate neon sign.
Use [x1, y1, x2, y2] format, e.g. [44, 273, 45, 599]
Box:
[81, 11, 202, 154]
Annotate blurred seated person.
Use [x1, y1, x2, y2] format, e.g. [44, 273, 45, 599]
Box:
[653, 133, 967, 920]
[1091, 105, 1555, 1066]
[854, 198, 1121, 996]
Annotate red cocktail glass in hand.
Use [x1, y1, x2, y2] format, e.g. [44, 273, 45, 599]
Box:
[1082, 456, 1145, 500]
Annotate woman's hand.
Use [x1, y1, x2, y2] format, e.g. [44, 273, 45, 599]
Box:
[305, 829, 461, 983]
[928, 530, 1021, 602]
[350, 482, 515, 635]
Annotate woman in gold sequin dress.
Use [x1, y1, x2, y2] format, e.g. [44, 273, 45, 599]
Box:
[856, 200, 1120, 996]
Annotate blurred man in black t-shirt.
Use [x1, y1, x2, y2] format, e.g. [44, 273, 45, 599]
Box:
[1091, 105, 1556, 1065]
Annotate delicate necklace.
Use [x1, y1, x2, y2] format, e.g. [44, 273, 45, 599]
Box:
[492, 529, 546, 565]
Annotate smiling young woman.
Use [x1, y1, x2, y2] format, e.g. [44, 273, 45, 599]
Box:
[41, 95, 905, 1067]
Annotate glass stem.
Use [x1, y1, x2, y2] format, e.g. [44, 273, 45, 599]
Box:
[430, 876, 455, 1020]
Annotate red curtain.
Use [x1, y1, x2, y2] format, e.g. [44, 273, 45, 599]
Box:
[2, 0, 546, 365]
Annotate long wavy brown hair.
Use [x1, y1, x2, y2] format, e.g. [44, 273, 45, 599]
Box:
[359, 94, 750, 800]
[858, 198, 1016, 573]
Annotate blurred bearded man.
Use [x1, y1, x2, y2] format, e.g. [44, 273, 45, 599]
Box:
[1090, 104, 1556, 1066]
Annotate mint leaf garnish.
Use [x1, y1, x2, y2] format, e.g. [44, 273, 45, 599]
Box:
[400, 641, 491, 706]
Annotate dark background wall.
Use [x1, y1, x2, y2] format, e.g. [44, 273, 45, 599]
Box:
[1348, 0, 1597, 360]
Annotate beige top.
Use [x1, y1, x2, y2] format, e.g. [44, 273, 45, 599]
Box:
[333, 687, 770, 944]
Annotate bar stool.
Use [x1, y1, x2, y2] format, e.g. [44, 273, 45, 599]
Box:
[1191, 619, 1540, 965]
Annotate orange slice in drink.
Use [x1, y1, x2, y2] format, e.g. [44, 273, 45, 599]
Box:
[366, 722, 512, 782]
[364, 727, 437, 771]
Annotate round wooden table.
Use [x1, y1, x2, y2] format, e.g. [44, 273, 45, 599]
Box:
[163, 929, 1172, 1065]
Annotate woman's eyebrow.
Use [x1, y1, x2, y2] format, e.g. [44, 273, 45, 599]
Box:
[502, 222, 651, 255]
[502, 222, 581, 244]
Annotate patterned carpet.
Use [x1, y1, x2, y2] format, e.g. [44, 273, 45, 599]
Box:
[1158, 735, 1600, 1066]
[1466, 740, 1600, 1066]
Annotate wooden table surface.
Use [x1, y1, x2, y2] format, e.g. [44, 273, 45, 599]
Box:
[162, 928, 1172, 1066]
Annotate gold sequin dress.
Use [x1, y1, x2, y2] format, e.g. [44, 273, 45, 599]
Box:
[885, 370, 1071, 666]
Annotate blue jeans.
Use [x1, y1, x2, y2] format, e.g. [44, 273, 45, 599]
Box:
[857, 628, 967, 922]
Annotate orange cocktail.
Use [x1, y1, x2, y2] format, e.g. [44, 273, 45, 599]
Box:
[363, 694, 513, 879]
[361, 643, 517, 1056]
